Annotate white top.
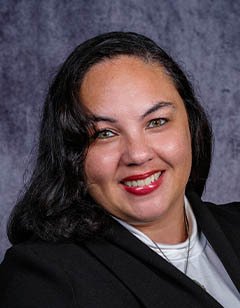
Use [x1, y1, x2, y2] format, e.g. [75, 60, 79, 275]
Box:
[114, 197, 240, 307]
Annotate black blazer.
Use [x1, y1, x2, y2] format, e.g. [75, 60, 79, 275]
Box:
[1, 191, 240, 308]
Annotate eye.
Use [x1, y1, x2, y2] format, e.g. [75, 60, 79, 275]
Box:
[96, 129, 116, 139]
[147, 118, 167, 128]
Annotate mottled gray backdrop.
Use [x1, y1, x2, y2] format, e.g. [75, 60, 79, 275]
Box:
[0, 0, 239, 262]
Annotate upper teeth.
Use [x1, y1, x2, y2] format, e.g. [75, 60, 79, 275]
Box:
[124, 171, 161, 187]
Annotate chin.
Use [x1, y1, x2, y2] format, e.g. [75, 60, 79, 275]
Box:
[121, 207, 167, 225]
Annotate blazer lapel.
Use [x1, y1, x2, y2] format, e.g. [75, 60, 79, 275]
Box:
[187, 191, 240, 293]
[85, 218, 223, 307]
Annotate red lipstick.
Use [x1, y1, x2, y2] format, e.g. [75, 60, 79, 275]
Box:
[121, 170, 164, 196]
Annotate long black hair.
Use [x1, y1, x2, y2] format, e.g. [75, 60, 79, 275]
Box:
[8, 32, 212, 244]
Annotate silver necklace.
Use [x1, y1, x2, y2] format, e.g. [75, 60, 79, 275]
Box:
[151, 207, 190, 275]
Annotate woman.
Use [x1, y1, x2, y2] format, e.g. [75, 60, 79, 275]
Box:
[1, 32, 240, 307]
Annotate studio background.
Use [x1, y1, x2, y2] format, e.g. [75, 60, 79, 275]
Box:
[0, 0, 239, 262]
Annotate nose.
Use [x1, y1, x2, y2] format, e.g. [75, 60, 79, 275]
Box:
[121, 135, 154, 166]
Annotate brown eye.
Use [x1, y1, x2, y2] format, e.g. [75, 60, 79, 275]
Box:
[97, 130, 115, 139]
[148, 118, 167, 128]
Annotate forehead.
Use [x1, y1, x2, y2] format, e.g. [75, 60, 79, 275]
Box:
[79, 56, 183, 115]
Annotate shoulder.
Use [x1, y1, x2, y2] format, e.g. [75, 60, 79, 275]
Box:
[203, 200, 240, 223]
[188, 190, 240, 234]
[0, 238, 140, 307]
[0, 240, 91, 307]
[202, 200, 240, 244]
[188, 190, 240, 224]
[1, 239, 93, 274]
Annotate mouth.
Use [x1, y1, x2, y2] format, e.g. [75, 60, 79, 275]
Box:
[122, 171, 162, 187]
[120, 170, 164, 195]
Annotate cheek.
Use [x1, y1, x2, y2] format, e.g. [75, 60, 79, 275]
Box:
[154, 128, 192, 170]
[85, 145, 119, 185]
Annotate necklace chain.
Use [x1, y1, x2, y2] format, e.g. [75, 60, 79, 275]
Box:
[151, 206, 190, 275]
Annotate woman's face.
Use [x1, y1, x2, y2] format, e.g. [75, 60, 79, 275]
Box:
[81, 56, 192, 227]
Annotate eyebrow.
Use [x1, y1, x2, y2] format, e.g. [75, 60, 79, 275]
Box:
[141, 101, 175, 119]
[92, 115, 117, 123]
[92, 101, 175, 123]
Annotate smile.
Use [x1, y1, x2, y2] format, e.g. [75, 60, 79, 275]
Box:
[121, 170, 164, 195]
[123, 171, 162, 187]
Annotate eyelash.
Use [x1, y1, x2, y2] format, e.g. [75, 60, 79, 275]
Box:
[147, 118, 168, 128]
[95, 118, 168, 140]
[95, 129, 116, 139]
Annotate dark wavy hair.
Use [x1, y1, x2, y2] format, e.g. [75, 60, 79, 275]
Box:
[8, 32, 212, 244]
